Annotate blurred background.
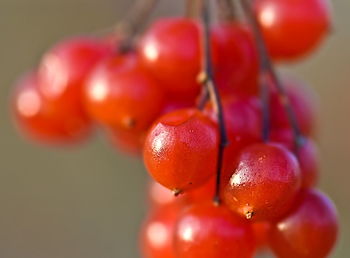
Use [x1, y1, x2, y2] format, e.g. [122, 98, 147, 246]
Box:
[0, 0, 348, 257]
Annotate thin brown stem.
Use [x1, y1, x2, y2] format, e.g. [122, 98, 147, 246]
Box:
[240, 0, 303, 149]
[117, 0, 159, 53]
[216, 0, 236, 21]
[200, 0, 229, 205]
[185, 0, 202, 18]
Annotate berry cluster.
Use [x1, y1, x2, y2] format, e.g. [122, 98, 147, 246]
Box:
[12, 0, 338, 257]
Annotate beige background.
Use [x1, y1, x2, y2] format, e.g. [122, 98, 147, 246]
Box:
[0, 0, 348, 257]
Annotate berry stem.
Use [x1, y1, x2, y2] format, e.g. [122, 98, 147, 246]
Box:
[216, 0, 236, 21]
[200, 0, 229, 205]
[239, 0, 303, 148]
[185, 0, 202, 18]
[118, 0, 159, 53]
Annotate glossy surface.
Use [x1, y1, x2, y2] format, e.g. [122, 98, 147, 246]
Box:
[139, 18, 259, 97]
[255, 0, 332, 60]
[270, 189, 338, 258]
[143, 109, 218, 193]
[174, 202, 255, 258]
[139, 18, 202, 97]
[140, 203, 179, 258]
[84, 54, 165, 132]
[222, 143, 301, 221]
[13, 73, 91, 145]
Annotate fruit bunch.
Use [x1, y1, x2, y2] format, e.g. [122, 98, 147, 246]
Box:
[12, 0, 338, 257]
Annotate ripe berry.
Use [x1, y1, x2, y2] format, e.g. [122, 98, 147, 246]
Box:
[255, 0, 332, 60]
[222, 143, 301, 221]
[270, 76, 318, 136]
[84, 53, 165, 133]
[205, 95, 262, 182]
[269, 189, 338, 258]
[174, 202, 255, 258]
[13, 73, 91, 144]
[108, 128, 146, 156]
[140, 203, 179, 258]
[212, 23, 259, 95]
[252, 221, 271, 249]
[139, 18, 202, 98]
[139, 18, 259, 97]
[143, 108, 218, 193]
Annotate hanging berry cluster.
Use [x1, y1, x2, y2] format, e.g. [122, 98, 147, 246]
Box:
[12, 0, 338, 257]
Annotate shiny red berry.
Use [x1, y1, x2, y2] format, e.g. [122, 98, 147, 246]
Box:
[140, 203, 179, 258]
[255, 0, 332, 60]
[143, 109, 218, 193]
[84, 53, 165, 133]
[174, 202, 255, 258]
[269, 189, 338, 258]
[222, 143, 301, 221]
[13, 72, 91, 144]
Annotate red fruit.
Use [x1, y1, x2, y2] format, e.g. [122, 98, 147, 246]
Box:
[205, 95, 262, 183]
[174, 202, 255, 258]
[13, 73, 91, 144]
[213, 23, 259, 95]
[84, 53, 165, 132]
[270, 130, 319, 188]
[255, 0, 332, 60]
[148, 180, 180, 208]
[185, 176, 216, 203]
[270, 189, 338, 258]
[140, 203, 179, 258]
[139, 18, 259, 97]
[252, 221, 271, 249]
[139, 18, 202, 97]
[270, 76, 318, 136]
[222, 143, 301, 221]
[143, 109, 219, 193]
[297, 139, 319, 188]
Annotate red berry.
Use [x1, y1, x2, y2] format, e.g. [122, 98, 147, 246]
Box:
[140, 203, 179, 258]
[213, 23, 259, 95]
[13, 72, 91, 144]
[222, 143, 301, 220]
[297, 138, 319, 188]
[143, 108, 218, 193]
[270, 76, 318, 136]
[255, 0, 332, 60]
[252, 221, 271, 250]
[139, 18, 202, 97]
[174, 202, 255, 258]
[84, 53, 165, 133]
[269, 189, 338, 258]
[139, 18, 259, 97]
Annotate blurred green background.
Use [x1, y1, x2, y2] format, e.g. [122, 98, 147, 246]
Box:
[0, 0, 348, 257]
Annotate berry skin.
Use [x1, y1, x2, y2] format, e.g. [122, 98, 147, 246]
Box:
[84, 53, 165, 133]
[140, 203, 179, 258]
[213, 23, 259, 95]
[255, 0, 332, 60]
[222, 143, 301, 221]
[269, 189, 338, 258]
[13, 73, 91, 144]
[143, 108, 219, 193]
[252, 221, 271, 250]
[108, 128, 146, 156]
[205, 95, 262, 183]
[174, 202, 255, 258]
[139, 18, 203, 97]
[270, 76, 318, 136]
[139, 18, 259, 97]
